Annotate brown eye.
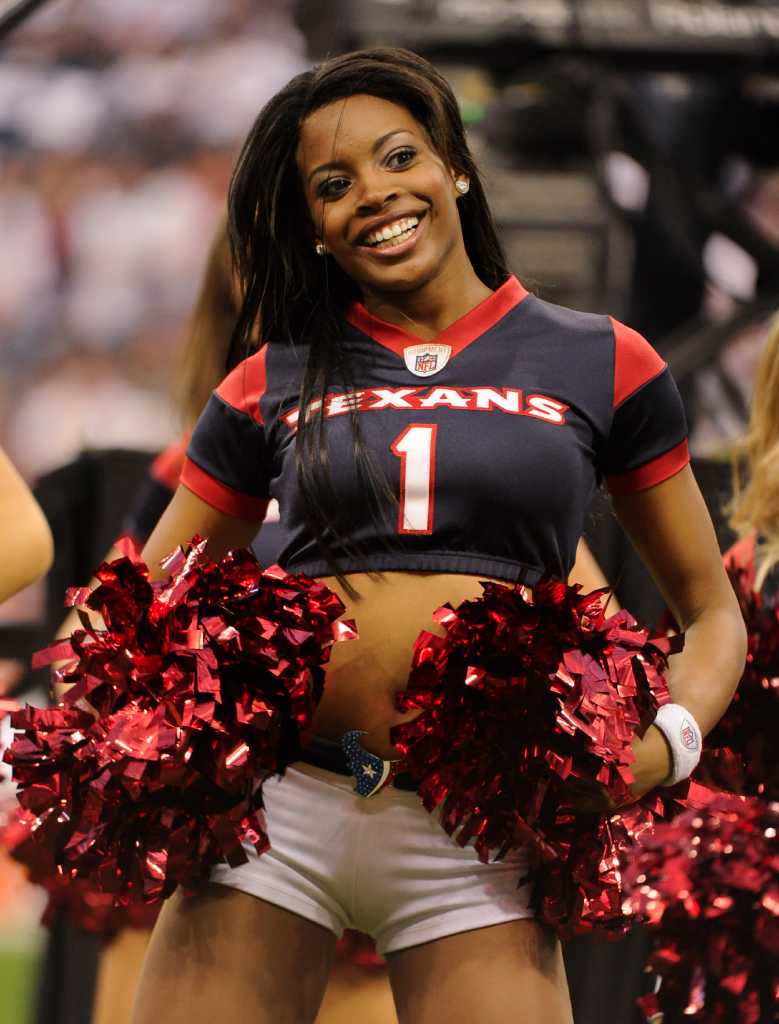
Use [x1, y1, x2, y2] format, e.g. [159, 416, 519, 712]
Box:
[386, 147, 416, 169]
[317, 176, 350, 200]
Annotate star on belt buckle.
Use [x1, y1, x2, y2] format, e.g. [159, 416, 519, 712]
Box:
[341, 730, 393, 798]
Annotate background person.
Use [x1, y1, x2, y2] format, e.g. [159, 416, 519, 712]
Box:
[726, 310, 779, 594]
[0, 448, 54, 605]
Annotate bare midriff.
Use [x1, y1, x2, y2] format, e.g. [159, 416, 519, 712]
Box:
[311, 571, 510, 759]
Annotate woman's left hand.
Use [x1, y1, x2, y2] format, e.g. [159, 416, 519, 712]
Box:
[625, 724, 673, 801]
[566, 465, 749, 816]
[566, 724, 673, 815]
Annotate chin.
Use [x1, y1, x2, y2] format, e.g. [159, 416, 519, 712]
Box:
[359, 257, 441, 295]
[370, 273, 430, 294]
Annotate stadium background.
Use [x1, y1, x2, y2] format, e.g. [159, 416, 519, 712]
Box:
[1, 2, 778, 1021]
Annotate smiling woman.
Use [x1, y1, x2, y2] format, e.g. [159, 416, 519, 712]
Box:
[128, 48, 746, 1024]
[299, 94, 486, 304]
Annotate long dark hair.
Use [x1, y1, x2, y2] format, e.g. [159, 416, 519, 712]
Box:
[228, 47, 509, 585]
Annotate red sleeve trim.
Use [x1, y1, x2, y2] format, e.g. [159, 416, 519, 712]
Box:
[180, 456, 269, 520]
[150, 435, 190, 490]
[215, 346, 268, 424]
[610, 317, 667, 408]
[606, 439, 690, 496]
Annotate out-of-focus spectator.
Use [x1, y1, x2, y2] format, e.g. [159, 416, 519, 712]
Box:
[5, 349, 177, 481]
[63, 161, 216, 343]
[0, 0, 308, 487]
[0, 159, 59, 331]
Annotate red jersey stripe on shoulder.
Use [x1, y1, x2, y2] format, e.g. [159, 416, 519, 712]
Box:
[346, 276, 529, 359]
[180, 457, 269, 520]
[215, 346, 268, 424]
[610, 317, 667, 408]
[606, 439, 690, 496]
[150, 435, 190, 491]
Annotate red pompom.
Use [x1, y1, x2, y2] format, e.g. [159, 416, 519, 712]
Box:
[0, 800, 160, 936]
[696, 564, 779, 800]
[624, 794, 778, 1023]
[391, 579, 681, 937]
[3, 539, 353, 909]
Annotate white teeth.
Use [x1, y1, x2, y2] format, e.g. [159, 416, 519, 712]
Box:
[363, 215, 420, 247]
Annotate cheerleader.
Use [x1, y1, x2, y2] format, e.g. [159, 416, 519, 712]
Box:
[117, 48, 744, 1024]
[726, 311, 779, 594]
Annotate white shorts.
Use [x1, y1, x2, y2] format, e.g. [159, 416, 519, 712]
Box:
[210, 762, 534, 956]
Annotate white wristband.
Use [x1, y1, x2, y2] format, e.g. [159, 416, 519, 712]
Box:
[652, 703, 703, 786]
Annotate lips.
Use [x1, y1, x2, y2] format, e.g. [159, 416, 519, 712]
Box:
[355, 210, 427, 259]
[355, 210, 427, 248]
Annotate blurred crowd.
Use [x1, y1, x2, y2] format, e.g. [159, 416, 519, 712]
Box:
[0, 0, 307, 480]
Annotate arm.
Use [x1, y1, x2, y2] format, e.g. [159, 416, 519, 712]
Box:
[55, 543, 121, 643]
[613, 466, 747, 796]
[0, 447, 54, 603]
[55, 436, 197, 649]
[52, 489, 262, 701]
[142, 485, 263, 580]
[54, 345, 270, 693]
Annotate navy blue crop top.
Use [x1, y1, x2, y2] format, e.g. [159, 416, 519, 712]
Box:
[181, 276, 689, 584]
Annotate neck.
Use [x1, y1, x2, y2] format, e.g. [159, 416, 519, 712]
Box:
[360, 255, 494, 341]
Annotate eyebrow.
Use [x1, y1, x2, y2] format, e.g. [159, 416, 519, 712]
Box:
[307, 129, 413, 184]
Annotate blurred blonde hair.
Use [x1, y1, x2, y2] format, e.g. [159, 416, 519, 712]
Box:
[729, 311, 779, 588]
[172, 215, 239, 428]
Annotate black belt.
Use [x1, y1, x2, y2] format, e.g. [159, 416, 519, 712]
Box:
[299, 734, 418, 794]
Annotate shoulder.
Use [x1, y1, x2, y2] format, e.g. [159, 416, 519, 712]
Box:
[214, 346, 269, 423]
[518, 293, 610, 339]
[515, 296, 619, 398]
[608, 317, 666, 408]
[517, 297, 668, 408]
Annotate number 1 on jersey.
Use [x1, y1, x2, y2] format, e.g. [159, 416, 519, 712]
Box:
[391, 424, 438, 534]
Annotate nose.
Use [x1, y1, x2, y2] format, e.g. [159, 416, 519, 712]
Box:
[355, 171, 398, 214]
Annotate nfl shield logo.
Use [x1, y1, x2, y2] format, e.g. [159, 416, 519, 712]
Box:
[404, 342, 452, 377]
[680, 720, 698, 750]
[415, 352, 438, 374]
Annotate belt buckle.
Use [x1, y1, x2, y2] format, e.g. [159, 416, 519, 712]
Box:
[340, 730, 394, 798]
